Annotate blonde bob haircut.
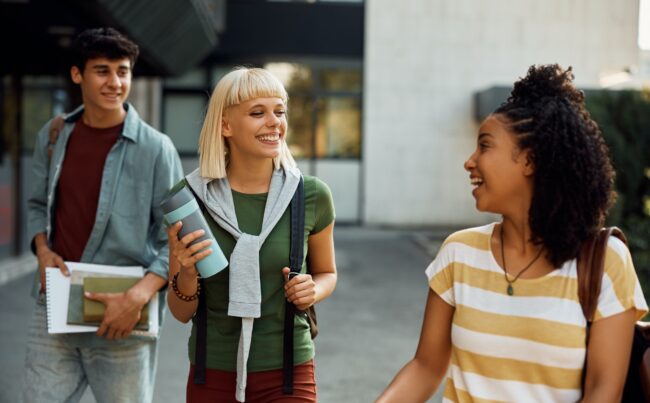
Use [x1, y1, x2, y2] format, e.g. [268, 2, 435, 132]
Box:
[197, 67, 296, 179]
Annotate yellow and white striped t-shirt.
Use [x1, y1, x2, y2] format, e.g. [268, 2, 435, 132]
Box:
[426, 223, 648, 403]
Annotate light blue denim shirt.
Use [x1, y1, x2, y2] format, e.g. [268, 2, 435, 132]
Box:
[27, 103, 183, 344]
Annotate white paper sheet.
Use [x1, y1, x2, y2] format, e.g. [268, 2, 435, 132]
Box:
[45, 262, 159, 337]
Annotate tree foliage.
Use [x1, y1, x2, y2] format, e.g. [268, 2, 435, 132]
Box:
[585, 89, 650, 294]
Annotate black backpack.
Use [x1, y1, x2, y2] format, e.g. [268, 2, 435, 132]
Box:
[192, 176, 317, 395]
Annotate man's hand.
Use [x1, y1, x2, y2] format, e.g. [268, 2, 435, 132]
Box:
[84, 288, 149, 340]
[34, 233, 68, 293]
[282, 267, 317, 311]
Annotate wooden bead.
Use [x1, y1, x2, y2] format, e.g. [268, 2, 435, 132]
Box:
[171, 271, 200, 302]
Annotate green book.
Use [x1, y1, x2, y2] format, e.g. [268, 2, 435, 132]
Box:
[81, 277, 149, 326]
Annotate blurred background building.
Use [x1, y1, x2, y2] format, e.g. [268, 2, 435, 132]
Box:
[365, 0, 647, 226]
[1, 0, 649, 262]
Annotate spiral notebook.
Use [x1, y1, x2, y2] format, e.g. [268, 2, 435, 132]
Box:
[45, 262, 159, 336]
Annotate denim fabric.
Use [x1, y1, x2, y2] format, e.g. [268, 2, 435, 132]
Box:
[27, 103, 182, 283]
[23, 300, 158, 403]
[26, 103, 183, 346]
[23, 104, 182, 400]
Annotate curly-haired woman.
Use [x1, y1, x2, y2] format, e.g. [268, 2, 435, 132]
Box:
[377, 64, 647, 402]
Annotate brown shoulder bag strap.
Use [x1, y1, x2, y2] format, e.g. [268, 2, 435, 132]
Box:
[577, 226, 628, 323]
[577, 226, 627, 395]
[47, 115, 65, 161]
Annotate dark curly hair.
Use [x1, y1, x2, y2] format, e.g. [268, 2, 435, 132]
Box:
[494, 64, 616, 267]
[71, 27, 139, 72]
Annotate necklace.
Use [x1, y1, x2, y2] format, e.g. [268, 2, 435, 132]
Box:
[499, 225, 544, 296]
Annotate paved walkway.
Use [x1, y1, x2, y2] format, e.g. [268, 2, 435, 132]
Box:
[0, 226, 449, 402]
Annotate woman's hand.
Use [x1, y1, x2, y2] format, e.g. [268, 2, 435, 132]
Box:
[282, 267, 317, 311]
[281, 222, 337, 311]
[166, 221, 208, 323]
[167, 221, 212, 278]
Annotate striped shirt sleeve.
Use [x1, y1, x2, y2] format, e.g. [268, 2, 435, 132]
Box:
[595, 236, 648, 321]
[426, 238, 456, 306]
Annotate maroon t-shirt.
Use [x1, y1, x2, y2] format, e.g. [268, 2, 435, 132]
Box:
[51, 119, 122, 261]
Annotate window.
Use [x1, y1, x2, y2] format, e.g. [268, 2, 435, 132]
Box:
[20, 78, 68, 151]
[265, 61, 362, 159]
[162, 68, 212, 155]
[164, 69, 206, 89]
[162, 61, 363, 159]
[320, 69, 361, 92]
[163, 94, 207, 154]
[287, 95, 314, 158]
[316, 96, 361, 157]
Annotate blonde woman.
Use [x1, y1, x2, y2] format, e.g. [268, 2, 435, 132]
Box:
[166, 67, 337, 402]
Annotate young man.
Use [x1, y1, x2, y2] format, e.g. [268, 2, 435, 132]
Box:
[23, 28, 183, 402]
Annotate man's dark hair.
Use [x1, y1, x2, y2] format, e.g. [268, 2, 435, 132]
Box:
[494, 64, 616, 267]
[71, 27, 139, 72]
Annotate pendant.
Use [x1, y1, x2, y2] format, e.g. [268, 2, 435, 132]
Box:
[507, 284, 514, 296]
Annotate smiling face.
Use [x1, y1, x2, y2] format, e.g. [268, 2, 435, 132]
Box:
[71, 57, 131, 117]
[463, 114, 534, 215]
[222, 97, 287, 162]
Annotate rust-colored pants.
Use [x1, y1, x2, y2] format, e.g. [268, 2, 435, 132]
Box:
[186, 360, 317, 403]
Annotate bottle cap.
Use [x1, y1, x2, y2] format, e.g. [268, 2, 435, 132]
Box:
[160, 186, 194, 214]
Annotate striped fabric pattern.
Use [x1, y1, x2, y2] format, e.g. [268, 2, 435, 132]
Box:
[426, 223, 648, 403]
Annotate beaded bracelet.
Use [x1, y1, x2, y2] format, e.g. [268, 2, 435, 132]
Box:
[170, 271, 201, 302]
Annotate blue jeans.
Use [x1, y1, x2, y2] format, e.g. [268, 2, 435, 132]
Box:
[22, 296, 158, 403]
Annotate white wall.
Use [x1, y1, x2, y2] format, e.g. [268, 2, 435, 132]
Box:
[641, 50, 650, 77]
[363, 0, 640, 226]
[296, 159, 361, 223]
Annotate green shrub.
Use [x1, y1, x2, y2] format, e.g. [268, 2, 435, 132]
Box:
[585, 89, 650, 297]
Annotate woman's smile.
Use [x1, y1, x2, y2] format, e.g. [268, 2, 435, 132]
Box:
[470, 176, 484, 196]
[256, 132, 281, 144]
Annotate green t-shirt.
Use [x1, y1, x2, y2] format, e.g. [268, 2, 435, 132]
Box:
[173, 175, 334, 372]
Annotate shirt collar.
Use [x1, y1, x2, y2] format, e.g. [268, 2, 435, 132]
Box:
[64, 103, 140, 143]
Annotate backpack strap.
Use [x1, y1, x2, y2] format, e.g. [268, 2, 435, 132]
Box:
[186, 183, 208, 384]
[289, 176, 306, 279]
[187, 177, 307, 390]
[193, 281, 208, 384]
[47, 115, 65, 161]
[283, 176, 305, 395]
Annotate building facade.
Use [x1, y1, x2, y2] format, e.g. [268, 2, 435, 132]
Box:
[363, 0, 641, 226]
[1, 0, 644, 261]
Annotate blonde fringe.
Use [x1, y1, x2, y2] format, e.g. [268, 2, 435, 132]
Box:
[198, 67, 296, 179]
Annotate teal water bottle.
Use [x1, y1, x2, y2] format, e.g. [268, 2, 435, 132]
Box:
[160, 186, 228, 278]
